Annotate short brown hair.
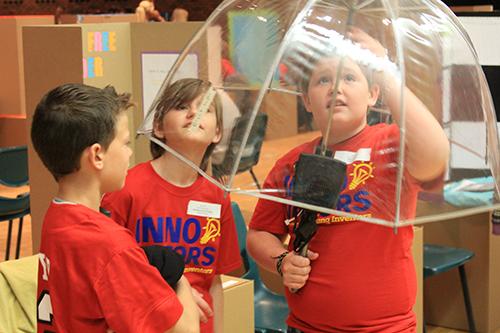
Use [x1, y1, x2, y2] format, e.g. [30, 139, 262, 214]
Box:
[31, 83, 133, 181]
[150, 78, 223, 171]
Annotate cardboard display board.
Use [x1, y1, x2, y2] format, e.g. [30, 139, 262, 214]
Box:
[261, 89, 298, 140]
[0, 115, 27, 147]
[221, 275, 254, 333]
[23, 22, 206, 253]
[0, 16, 53, 118]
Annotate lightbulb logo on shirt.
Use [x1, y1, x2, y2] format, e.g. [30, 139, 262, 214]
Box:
[200, 218, 221, 244]
[348, 161, 374, 190]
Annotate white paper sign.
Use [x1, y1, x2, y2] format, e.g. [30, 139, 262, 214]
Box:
[141, 53, 198, 118]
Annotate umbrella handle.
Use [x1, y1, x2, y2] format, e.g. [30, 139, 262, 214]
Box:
[289, 244, 309, 293]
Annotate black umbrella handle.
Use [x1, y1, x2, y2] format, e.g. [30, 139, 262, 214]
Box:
[289, 244, 309, 293]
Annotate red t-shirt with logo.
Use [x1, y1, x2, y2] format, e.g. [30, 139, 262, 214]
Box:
[250, 124, 421, 333]
[101, 161, 242, 333]
[36, 201, 183, 333]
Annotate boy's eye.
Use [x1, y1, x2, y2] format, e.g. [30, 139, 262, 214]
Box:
[344, 73, 356, 82]
[177, 104, 189, 110]
[317, 76, 331, 85]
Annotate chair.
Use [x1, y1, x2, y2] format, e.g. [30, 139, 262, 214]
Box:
[213, 112, 268, 190]
[231, 201, 289, 333]
[0, 146, 30, 261]
[423, 244, 476, 333]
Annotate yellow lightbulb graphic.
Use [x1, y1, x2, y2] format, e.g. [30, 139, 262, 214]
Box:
[200, 218, 221, 244]
[349, 162, 374, 190]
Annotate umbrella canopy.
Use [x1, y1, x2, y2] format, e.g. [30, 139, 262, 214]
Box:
[138, 0, 500, 228]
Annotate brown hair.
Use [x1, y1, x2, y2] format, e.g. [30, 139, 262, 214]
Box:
[31, 83, 133, 181]
[150, 78, 223, 171]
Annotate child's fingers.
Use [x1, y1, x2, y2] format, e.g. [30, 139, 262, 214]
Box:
[191, 288, 213, 323]
[306, 250, 319, 260]
[347, 28, 387, 58]
[198, 307, 208, 323]
[283, 269, 310, 290]
[197, 298, 213, 318]
[288, 252, 311, 267]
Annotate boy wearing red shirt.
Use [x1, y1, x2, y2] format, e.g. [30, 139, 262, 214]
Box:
[247, 28, 449, 332]
[102, 78, 242, 333]
[32, 83, 199, 333]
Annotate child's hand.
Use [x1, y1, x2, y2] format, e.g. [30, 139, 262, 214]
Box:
[281, 250, 319, 290]
[347, 27, 387, 58]
[191, 288, 213, 323]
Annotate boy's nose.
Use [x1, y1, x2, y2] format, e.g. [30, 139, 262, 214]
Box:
[186, 106, 197, 118]
[329, 81, 343, 95]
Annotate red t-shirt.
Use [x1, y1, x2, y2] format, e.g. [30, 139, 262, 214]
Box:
[250, 124, 421, 332]
[36, 201, 183, 333]
[101, 161, 242, 333]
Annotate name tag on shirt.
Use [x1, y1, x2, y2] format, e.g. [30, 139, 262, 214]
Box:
[334, 148, 371, 164]
[187, 200, 221, 219]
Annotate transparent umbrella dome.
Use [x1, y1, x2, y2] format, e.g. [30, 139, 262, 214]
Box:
[138, 0, 500, 228]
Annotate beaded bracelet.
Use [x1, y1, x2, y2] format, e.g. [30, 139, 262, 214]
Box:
[272, 251, 289, 276]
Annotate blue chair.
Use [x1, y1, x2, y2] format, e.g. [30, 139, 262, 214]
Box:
[231, 202, 289, 333]
[0, 146, 30, 260]
[423, 244, 476, 333]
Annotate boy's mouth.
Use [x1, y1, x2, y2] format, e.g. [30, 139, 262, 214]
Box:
[184, 122, 204, 130]
[326, 100, 347, 109]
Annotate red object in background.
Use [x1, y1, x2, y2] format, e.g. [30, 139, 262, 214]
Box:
[221, 58, 236, 79]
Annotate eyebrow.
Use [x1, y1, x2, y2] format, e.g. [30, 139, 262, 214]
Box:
[314, 63, 360, 76]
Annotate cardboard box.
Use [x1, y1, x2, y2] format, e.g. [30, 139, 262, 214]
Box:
[222, 275, 254, 333]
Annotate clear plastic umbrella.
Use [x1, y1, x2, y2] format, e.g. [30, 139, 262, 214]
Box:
[138, 0, 500, 229]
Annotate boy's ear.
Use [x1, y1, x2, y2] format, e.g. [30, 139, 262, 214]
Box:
[301, 93, 313, 114]
[368, 84, 380, 107]
[212, 126, 222, 144]
[153, 120, 165, 139]
[87, 143, 105, 171]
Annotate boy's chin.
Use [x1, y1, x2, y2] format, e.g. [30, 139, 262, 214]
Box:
[103, 179, 127, 194]
[182, 133, 213, 145]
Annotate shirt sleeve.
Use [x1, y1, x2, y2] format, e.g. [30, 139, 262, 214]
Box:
[249, 162, 289, 235]
[101, 188, 132, 228]
[215, 194, 243, 274]
[94, 247, 183, 333]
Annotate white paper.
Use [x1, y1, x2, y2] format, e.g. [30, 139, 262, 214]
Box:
[187, 200, 221, 219]
[141, 53, 198, 118]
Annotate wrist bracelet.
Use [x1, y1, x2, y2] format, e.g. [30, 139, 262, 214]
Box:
[272, 251, 289, 276]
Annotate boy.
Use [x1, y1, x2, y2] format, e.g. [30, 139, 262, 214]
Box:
[247, 28, 449, 332]
[32, 83, 199, 333]
[101, 78, 242, 333]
